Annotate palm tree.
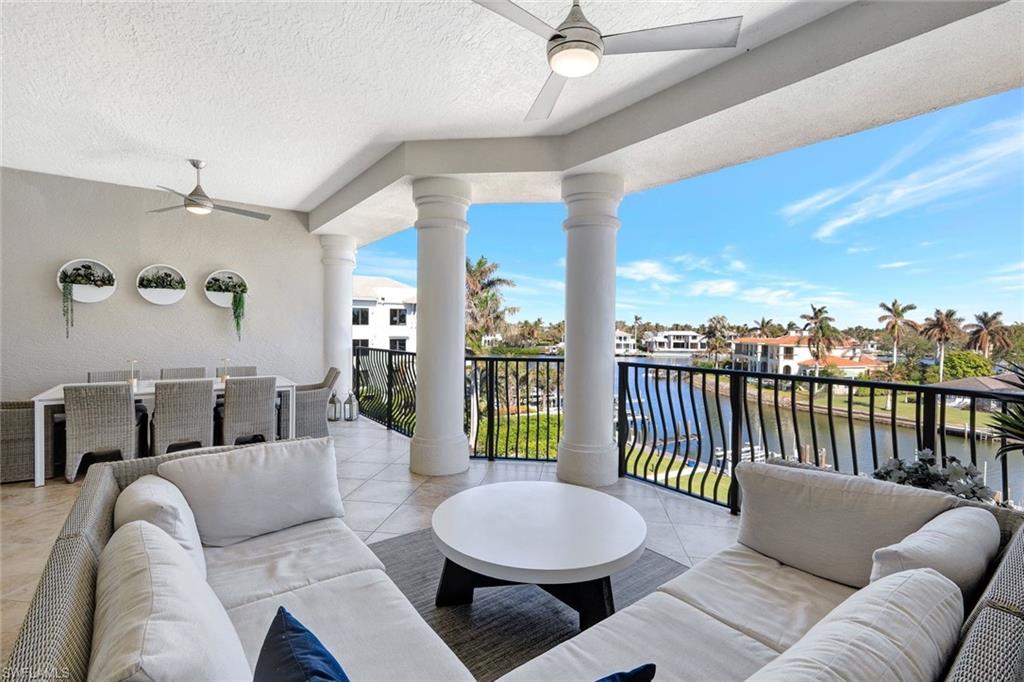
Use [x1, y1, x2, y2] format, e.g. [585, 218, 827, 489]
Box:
[965, 311, 1009, 359]
[921, 309, 964, 382]
[800, 305, 842, 377]
[752, 317, 774, 338]
[877, 300, 919, 366]
[633, 314, 643, 345]
[465, 256, 516, 351]
[785, 321, 799, 334]
[704, 315, 730, 368]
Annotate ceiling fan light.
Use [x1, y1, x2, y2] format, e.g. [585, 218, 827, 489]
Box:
[549, 42, 600, 78]
[185, 204, 212, 215]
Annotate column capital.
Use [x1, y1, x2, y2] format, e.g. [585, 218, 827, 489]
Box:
[320, 234, 357, 266]
[413, 176, 471, 233]
[562, 172, 623, 232]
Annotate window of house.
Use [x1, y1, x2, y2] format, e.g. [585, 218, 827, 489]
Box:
[353, 339, 369, 349]
[389, 338, 407, 351]
[390, 308, 407, 326]
[353, 308, 369, 325]
[783, 347, 794, 359]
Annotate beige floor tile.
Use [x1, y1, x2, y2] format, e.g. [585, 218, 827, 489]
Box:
[336, 477, 367, 497]
[644, 522, 691, 566]
[661, 492, 740, 528]
[376, 504, 435, 534]
[366, 531, 401, 545]
[619, 495, 670, 524]
[348, 447, 403, 464]
[1, 598, 30, 664]
[336, 461, 388, 480]
[677, 523, 738, 560]
[344, 479, 422, 504]
[341, 501, 400, 532]
[372, 463, 427, 483]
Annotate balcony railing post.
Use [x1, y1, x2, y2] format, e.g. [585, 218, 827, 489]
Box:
[728, 372, 744, 515]
[485, 359, 496, 461]
[921, 389, 937, 454]
[353, 348, 361, 399]
[386, 349, 394, 431]
[617, 362, 627, 478]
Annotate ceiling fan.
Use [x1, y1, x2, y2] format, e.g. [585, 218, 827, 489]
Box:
[149, 159, 271, 221]
[472, 0, 743, 121]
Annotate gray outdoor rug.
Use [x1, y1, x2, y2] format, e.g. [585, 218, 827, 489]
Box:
[370, 528, 687, 682]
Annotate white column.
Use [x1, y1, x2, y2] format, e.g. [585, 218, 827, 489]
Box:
[557, 173, 624, 488]
[410, 177, 471, 476]
[321, 234, 357, 398]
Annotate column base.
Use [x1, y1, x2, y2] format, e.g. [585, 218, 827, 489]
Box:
[410, 433, 470, 476]
[556, 440, 618, 488]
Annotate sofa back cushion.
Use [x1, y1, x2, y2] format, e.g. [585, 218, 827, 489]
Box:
[736, 461, 956, 587]
[114, 474, 206, 578]
[871, 506, 999, 597]
[158, 437, 344, 546]
[747, 568, 963, 682]
[88, 521, 250, 681]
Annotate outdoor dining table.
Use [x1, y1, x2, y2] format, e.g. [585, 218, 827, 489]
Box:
[30, 376, 297, 487]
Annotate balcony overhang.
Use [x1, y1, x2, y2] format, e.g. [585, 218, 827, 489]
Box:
[310, 0, 1021, 245]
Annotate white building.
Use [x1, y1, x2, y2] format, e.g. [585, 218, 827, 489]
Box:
[352, 276, 417, 352]
[645, 331, 707, 354]
[732, 335, 886, 377]
[614, 330, 637, 355]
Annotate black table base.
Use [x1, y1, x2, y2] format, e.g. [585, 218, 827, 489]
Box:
[435, 557, 615, 630]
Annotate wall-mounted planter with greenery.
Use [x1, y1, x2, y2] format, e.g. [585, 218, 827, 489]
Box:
[56, 259, 116, 338]
[205, 270, 248, 340]
[136, 264, 186, 305]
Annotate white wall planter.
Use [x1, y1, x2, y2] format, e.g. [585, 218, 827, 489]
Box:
[204, 270, 248, 308]
[136, 264, 187, 305]
[56, 259, 117, 303]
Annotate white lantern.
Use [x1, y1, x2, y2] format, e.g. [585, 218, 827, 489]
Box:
[343, 392, 360, 421]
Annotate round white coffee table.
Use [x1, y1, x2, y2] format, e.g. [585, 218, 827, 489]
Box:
[431, 481, 647, 629]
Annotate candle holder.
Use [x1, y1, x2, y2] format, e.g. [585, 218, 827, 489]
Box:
[127, 359, 138, 390]
[221, 358, 230, 381]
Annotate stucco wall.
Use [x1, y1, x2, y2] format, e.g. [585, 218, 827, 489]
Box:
[1, 168, 323, 399]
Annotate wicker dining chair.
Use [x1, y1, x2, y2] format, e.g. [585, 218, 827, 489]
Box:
[1, 401, 54, 483]
[221, 376, 277, 445]
[215, 366, 257, 378]
[63, 384, 138, 482]
[294, 367, 341, 438]
[86, 370, 149, 455]
[151, 380, 215, 455]
[86, 369, 139, 382]
[160, 367, 206, 379]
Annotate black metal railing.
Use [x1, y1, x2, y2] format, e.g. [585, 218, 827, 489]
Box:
[467, 356, 564, 460]
[617, 361, 1024, 511]
[355, 348, 1022, 512]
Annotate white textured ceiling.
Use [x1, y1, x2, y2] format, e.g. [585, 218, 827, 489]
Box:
[2, 1, 846, 211]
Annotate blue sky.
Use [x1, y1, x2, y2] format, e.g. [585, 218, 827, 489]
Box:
[359, 88, 1024, 328]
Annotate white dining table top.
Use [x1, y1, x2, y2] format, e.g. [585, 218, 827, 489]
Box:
[32, 375, 297, 403]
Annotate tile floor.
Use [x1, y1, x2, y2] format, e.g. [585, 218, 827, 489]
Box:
[0, 418, 737, 662]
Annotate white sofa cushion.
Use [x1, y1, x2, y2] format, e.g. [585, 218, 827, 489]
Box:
[658, 544, 855, 652]
[158, 437, 344, 546]
[736, 461, 956, 587]
[227, 568, 475, 681]
[747, 568, 963, 682]
[88, 520, 250, 682]
[499, 592, 778, 682]
[871, 506, 1000, 596]
[204, 517, 385, 609]
[114, 474, 206, 578]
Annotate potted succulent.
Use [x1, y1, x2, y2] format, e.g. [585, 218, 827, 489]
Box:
[205, 273, 248, 339]
[57, 261, 116, 338]
[137, 265, 186, 305]
[873, 449, 997, 504]
[990, 362, 1024, 462]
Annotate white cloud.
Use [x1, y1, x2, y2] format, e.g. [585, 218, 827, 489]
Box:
[781, 125, 941, 222]
[504, 272, 564, 296]
[688, 279, 738, 297]
[671, 253, 713, 271]
[846, 246, 874, 254]
[617, 260, 681, 283]
[357, 253, 416, 283]
[727, 258, 747, 271]
[985, 261, 1024, 291]
[877, 261, 915, 269]
[813, 117, 1024, 239]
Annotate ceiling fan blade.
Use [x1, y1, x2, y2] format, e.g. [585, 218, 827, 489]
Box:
[211, 203, 272, 221]
[603, 16, 742, 55]
[156, 185, 191, 199]
[471, 0, 557, 40]
[148, 205, 183, 214]
[525, 72, 567, 121]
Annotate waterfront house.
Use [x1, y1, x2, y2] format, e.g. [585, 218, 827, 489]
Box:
[645, 330, 708, 354]
[353, 276, 418, 353]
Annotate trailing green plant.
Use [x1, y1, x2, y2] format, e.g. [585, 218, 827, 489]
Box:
[58, 263, 114, 339]
[137, 271, 185, 289]
[206, 276, 248, 340]
[873, 449, 996, 503]
[990, 361, 1024, 460]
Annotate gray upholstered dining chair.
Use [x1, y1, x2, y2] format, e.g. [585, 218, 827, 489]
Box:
[151, 380, 215, 455]
[160, 367, 206, 379]
[216, 366, 257, 378]
[294, 367, 341, 438]
[221, 376, 277, 445]
[63, 383, 139, 482]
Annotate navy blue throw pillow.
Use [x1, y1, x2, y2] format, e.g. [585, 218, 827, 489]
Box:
[254, 606, 350, 682]
[596, 663, 656, 682]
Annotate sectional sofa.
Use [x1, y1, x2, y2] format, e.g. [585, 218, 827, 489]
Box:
[5, 438, 1023, 681]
